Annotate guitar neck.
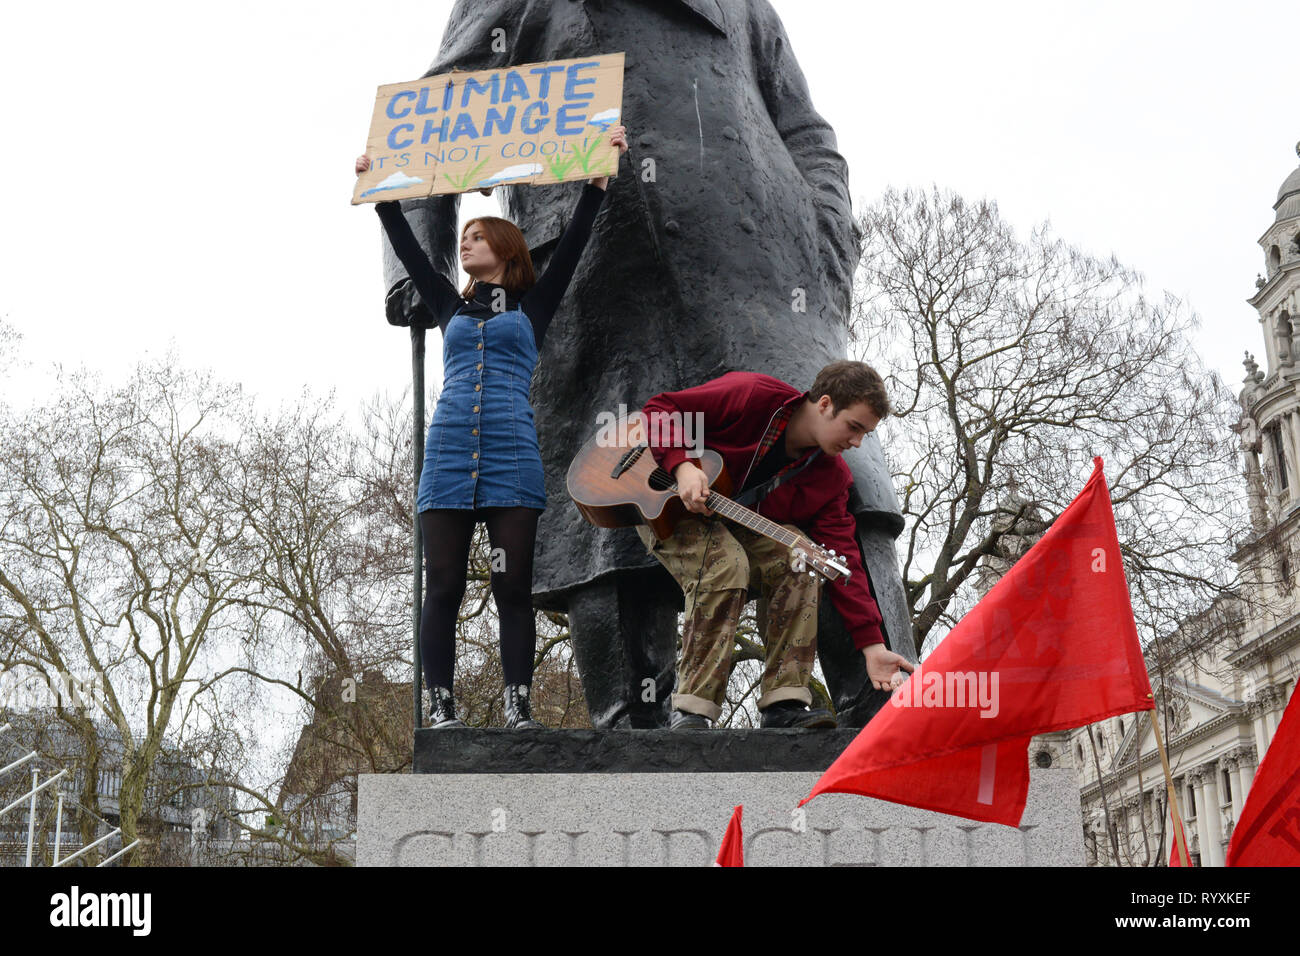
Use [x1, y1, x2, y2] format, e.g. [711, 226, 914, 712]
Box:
[639, 453, 845, 581]
[704, 491, 804, 549]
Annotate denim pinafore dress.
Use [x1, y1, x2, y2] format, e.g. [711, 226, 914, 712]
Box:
[416, 305, 547, 512]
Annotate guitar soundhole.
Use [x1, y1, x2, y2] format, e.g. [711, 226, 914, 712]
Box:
[647, 467, 674, 492]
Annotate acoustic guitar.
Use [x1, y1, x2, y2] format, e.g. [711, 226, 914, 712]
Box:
[566, 417, 850, 582]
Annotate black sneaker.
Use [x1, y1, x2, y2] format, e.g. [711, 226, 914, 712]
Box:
[670, 709, 711, 730]
[759, 700, 837, 729]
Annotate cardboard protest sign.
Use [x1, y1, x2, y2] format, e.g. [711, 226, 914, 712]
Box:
[353, 53, 624, 204]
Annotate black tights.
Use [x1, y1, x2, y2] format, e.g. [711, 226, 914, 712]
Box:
[419, 507, 539, 691]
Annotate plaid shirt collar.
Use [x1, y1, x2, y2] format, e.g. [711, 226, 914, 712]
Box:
[755, 404, 794, 460]
[751, 390, 816, 481]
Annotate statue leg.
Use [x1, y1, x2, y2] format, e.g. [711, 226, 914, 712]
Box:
[816, 526, 917, 727]
[566, 570, 679, 729]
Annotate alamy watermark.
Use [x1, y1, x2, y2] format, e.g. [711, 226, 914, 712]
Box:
[0, 666, 107, 713]
[593, 405, 705, 458]
[890, 667, 1000, 719]
[49, 886, 150, 936]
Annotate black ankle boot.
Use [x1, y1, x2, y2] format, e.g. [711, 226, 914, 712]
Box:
[504, 684, 544, 729]
[428, 686, 465, 728]
[759, 699, 837, 729]
[670, 709, 711, 730]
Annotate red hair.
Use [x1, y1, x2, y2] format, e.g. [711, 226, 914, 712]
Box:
[459, 216, 536, 299]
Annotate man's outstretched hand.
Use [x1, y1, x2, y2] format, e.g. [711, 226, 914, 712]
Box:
[863, 643, 915, 692]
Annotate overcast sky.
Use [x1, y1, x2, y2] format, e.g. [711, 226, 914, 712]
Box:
[2, 0, 1297, 418]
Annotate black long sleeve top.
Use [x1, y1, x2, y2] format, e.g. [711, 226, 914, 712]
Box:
[375, 183, 606, 349]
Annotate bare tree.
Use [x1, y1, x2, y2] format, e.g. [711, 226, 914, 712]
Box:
[0, 349, 597, 865]
[0, 360, 250, 862]
[195, 386, 592, 861]
[0, 316, 20, 385]
[850, 187, 1246, 658]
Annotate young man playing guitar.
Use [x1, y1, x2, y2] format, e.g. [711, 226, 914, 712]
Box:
[637, 361, 914, 729]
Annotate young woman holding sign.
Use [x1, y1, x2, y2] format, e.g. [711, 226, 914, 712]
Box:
[355, 124, 627, 730]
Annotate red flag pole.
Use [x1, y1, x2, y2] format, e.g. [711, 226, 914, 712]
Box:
[1148, 708, 1190, 867]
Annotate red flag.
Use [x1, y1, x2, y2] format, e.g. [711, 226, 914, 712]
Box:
[714, 805, 744, 867]
[802, 458, 1153, 826]
[1227, 685, 1300, 866]
[1169, 803, 1191, 867]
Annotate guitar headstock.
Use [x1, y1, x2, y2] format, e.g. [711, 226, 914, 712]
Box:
[789, 538, 850, 582]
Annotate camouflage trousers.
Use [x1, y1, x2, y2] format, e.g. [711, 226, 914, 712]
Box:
[636, 516, 821, 721]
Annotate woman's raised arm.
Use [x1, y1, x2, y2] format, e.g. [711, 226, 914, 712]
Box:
[357, 154, 464, 327]
[521, 126, 628, 345]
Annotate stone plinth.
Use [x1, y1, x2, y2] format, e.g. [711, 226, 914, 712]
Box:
[414, 727, 860, 773]
[358, 731, 1084, 866]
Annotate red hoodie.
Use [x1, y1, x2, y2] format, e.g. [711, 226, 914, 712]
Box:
[642, 371, 885, 649]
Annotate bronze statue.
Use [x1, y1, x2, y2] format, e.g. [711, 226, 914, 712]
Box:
[383, 0, 913, 728]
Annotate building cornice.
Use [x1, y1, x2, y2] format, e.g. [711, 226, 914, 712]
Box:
[1224, 614, 1300, 667]
[1247, 259, 1299, 309]
[1255, 214, 1300, 248]
[1247, 383, 1300, 425]
[1232, 505, 1300, 559]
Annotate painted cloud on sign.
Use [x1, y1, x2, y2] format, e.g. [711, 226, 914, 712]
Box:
[477, 163, 544, 187]
[361, 171, 425, 198]
[587, 108, 620, 130]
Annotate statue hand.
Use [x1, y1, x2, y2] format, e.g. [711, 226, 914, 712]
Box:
[384, 279, 436, 329]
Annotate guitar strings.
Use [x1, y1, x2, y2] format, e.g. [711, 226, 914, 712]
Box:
[627, 442, 833, 572]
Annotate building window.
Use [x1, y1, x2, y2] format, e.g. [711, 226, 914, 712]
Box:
[1222, 769, 1232, 803]
[1269, 423, 1290, 490]
[1186, 783, 1197, 818]
[1271, 245, 1283, 274]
